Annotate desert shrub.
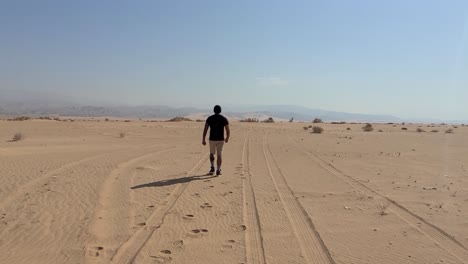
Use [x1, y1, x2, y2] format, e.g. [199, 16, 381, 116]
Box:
[124, 120, 131, 122]
[401, 127, 408, 130]
[362, 123, 374, 132]
[166, 117, 192, 122]
[37, 116, 52, 120]
[445, 129, 454, 134]
[303, 126, 309, 130]
[12, 132, 24, 141]
[312, 126, 323, 134]
[378, 202, 390, 216]
[346, 127, 351, 130]
[263, 117, 275, 123]
[119, 132, 126, 138]
[312, 118, 323, 123]
[431, 130, 439, 133]
[240, 118, 259, 123]
[105, 118, 109, 121]
[9, 116, 30, 121]
[416, 128, 425, 133]
[378, 130, 383, 132]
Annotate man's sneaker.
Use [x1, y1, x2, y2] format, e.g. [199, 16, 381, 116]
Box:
[208, 167, 215, 175]
[216, 169, 222, 176]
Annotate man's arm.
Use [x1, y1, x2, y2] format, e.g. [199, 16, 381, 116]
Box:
[202, 123, 209, 145]
[225, 125, 230, 143]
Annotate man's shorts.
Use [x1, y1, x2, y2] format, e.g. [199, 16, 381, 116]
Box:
[209, 140, 225, 156]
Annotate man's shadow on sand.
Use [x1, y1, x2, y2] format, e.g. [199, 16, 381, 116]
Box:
[130, 174, 217, 189]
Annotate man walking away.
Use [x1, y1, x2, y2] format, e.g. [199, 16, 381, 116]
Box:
[202, 105, 230, 176]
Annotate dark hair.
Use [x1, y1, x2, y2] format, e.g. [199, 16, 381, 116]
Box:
[214, 105, 221, 114]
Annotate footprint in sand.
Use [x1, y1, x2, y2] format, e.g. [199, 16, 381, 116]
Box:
[232, 224, 247, 232]
[222, 240, 236, 249]
[88, 246, 104, 257]
[150, 255, 172, 263]
[182, 214, 194, 220]
[200, 203, 213, 209]
[172, 240, 184, 248]
[187, 228, 209, 238]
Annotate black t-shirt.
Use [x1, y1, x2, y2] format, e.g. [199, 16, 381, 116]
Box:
[206, 114, 229, 141]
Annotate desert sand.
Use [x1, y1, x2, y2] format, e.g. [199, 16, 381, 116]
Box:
[1, 119, 467, 264]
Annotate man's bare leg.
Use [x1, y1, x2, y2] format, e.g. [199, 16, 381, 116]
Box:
[208, 153, 215, 175]
[216, 155, 222, 175]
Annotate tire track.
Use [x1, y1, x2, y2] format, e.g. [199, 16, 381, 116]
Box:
[288, 136, 468, 263]
[109, 152, 209, 264]
[262, 135, 335, 264]
[86, 146, 176, 262]
[0, 143, 164, 212]
[241, 135, 267, 264]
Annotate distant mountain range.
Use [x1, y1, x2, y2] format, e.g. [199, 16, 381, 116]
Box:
[0, 90, 465, 123]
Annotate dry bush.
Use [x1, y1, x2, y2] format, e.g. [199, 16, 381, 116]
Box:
[9, 116, 31, 121]
[196, 119, 205, 122]
[239, 118, 259, 123]
[312, 118, 323, 123]
[378, 202, 390, 216]
[362, 123, 374, 132]
[303, 126, 309, 130]
[311, 126, 324, 134]
[105, 118, 109, 121]
[431, 129, 439, 133]
[124, 120, 131, 122]
[167, 117, 191, 122]
[401, 127, 408, 130]
[119, 132, 126, 138]
[416, 128, 425, 133]
[12, 132, 24, 141]
[445, 129, 454, 134]
[263, 117, 275, 123]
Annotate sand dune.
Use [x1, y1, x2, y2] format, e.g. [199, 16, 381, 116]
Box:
[1, 120, 467, 264]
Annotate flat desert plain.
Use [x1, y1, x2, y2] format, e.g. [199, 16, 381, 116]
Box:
[1, 119, 468, 264]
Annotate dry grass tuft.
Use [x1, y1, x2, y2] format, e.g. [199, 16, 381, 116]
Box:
[312, 118, 323, 123]
[263, 117, 275, 123]
[119, 132, 126, 138]
[378, 202, 390, 216]
[401, 127, 408, 130]
[240, 118, 259, 123]
[8, 116, 31, 121]
[311, 126, 324, 134]
[303, 126, 309, 130]
[416, 128, 425, 133]
[445, 129, 454, 134]
[12, 132, 24, 141]
[167, 117, 192, 122]
[346, 127, 351, 130]
[362, 123, 374, 132]
[431, 130, 439, 133]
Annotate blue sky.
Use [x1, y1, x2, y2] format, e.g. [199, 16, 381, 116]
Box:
[1, 0, 467, 120]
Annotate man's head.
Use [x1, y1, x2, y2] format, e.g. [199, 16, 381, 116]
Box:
[214, 105, 222, 114]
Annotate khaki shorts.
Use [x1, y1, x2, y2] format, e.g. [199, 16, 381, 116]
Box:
[209, 140, 225, 156]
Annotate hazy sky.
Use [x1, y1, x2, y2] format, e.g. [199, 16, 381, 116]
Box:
[1, 1, 468, 119]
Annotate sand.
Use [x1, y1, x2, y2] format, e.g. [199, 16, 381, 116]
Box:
[0, 119, 467, 264]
